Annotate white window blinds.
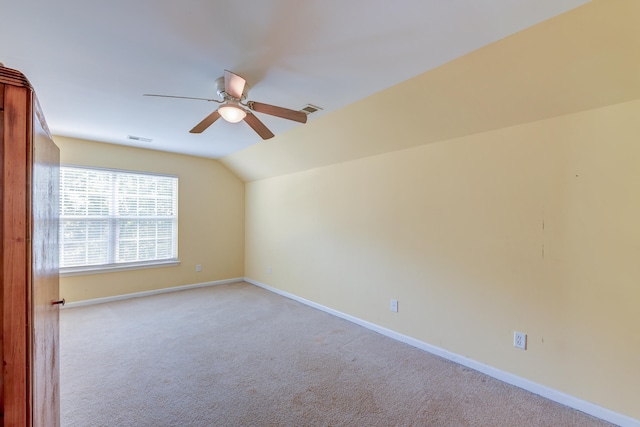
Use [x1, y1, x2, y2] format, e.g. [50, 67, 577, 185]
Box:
[60, 166, 178, 270]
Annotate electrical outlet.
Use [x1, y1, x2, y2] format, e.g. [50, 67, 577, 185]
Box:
[196, 264, 202, 272]
[514, 331, 527, 350]
[390, 299, 398, 313]
[267, 266, 272, 274]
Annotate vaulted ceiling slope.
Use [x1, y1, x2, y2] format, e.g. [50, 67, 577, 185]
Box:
[221, 0, 640, 182]
[1, 0, 587, 160]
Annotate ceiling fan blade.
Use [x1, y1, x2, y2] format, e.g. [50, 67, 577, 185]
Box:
[189, 110, 221, 133]
[244, 112, 275, 140]
[144, 94, 219, 102]
[224, 70, 246, 100]
[248, 101, 307, 124]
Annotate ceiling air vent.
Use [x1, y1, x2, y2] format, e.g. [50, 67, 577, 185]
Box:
[300, 104, 323, 115]
[127, 135, 153, 143]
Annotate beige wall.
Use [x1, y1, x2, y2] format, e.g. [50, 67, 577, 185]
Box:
[56, 136, 245, 302]
[244, 99, 640, 419]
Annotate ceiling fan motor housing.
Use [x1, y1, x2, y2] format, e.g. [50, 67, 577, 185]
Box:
[215, 76, 249, 101]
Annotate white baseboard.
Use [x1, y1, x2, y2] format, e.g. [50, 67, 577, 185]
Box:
[62, 277, 244, 309]
[245, 277, 639, 427]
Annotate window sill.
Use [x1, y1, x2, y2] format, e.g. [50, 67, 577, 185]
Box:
[60, 260, 181, 277]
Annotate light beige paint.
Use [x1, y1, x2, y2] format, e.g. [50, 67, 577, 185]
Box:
[56, 136, 244, 302]
[221, 0, 640, 182]
[239, 2, 640, 418]
[244, 98, 640, 419]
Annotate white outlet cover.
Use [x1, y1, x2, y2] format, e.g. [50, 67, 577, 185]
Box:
[390, 299, 398, 313]
[514, 331, 527, 350]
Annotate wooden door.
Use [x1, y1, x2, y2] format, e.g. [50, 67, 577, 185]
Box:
[31, 97, 61, 426]
[1, 67, 60, 426]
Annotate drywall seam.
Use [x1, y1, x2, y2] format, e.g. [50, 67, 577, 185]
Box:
[245, 278, 640, 427]
[61, 278, 244, 309]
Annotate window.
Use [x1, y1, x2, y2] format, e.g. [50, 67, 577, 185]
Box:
[60, 165, 178, 274]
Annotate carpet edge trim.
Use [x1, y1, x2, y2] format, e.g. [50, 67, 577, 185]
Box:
[61, 278, 244, 308]
[245, 277, 639, 427]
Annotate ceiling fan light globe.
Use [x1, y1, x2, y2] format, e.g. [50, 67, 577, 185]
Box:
[219, 104, 247, 123]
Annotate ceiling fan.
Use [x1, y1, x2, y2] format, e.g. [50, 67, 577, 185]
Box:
[144, 70, 307, 140]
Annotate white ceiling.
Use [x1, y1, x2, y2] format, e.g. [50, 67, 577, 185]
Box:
[1, 0, 588, 159]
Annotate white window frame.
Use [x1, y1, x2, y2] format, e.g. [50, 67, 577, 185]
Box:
[59, 165, 180, 276]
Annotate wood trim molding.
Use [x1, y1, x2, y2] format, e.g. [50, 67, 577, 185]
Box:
[61, 278, 244, 309]
[0, 67, 32, 90]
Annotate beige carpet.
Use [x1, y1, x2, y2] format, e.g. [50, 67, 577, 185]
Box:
[60, 282, 612, 426]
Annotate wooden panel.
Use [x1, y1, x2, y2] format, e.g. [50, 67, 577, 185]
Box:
[0, 66, 60, 426]
[2, 84, 31, 426]
[0, 82, 4, 416]
[31, 94, 60, 427]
